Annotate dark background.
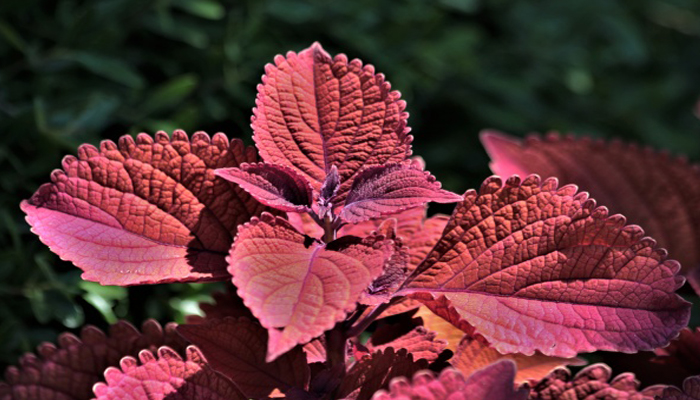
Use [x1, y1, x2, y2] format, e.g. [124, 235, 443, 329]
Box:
[1, 0, 699, 382]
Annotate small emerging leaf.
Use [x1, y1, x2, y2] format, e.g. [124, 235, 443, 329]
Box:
[216, 162, 314, 213]
[340, 163, 462, 223]
[228, 213, 393, 361]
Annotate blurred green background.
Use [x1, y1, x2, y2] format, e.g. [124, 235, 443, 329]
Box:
[1, 0, 699, 380]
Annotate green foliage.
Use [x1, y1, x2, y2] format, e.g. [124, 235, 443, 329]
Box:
[1, 0, 699, 370]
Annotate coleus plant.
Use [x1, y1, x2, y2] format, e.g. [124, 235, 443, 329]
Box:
[2, 42, 699, 400]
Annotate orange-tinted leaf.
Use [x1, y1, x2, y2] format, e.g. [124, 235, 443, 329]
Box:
[177, 317, 310, 398]
[93, 346, 245, 400]
[452, 335, 583, 383]
[252, 43, 412, 202]
[228, 213, 393, 361]
[481, 131, 700, 272]
[21, 131, 269, 285]
[404, 175, 690, 357]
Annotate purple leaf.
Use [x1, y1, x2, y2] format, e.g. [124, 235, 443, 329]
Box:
[340, 163, 462, 223]
[177, 317, 310, 398]
[215, 162, 314, 213]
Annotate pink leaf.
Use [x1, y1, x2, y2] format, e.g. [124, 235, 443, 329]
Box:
[368, 325, 447, 362]
[528, 363, 662, 399]
[92, 346, 245, 400]
[340, 205, 449, 273]
[21, 131, 270, 286]
[0, 320, 186, 400]
[360, 219, 410, 304]
[177, 317, 310, 398]
[252, 42, 413, 202]
[228, 213, 393, 361]
[340, 163, 462, 223]
[481, 130, 700, 272]
[660, 376, 700, 400]
[371, 361, 529, 400]
[215, 162, 314, 213]
[403, 175, 690, 357]
[337, 348, 428, 400]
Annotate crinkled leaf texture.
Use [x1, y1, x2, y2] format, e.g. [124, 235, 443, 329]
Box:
[228, 213, 393, 361]
[0, 320, 186, 400]
[338, 348, 429, 400]
[252, 42, 412, 202]
[371, 361, 528, 400]
[340, 163, 462, 223]
[403, 175, 690, 357]
[177, 317, 310, 398]
[21, 131, 269, 285]
[527, 363, 664, 399]
[215, 162, 314, 213]
[660, 376, 700, 400]
[93, 346, 245, 400]
[366, 317, 447, 362]
[481, 131, 700, 272]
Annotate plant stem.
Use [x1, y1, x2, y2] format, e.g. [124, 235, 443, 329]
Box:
[322, 214, 335, 243]
[345, 297, 401, 338]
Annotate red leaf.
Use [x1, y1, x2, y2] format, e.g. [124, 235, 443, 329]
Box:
[371, 361, 529, 400]
[0, 320, 186, 400]
[481, 130, 700, 272]
[177, 317, 310, 398]
[527, 363, 662, 399]
[93, 346, 245, 400]
[21, 131, 269, 286]
[403, 175, 690, 357]
[340, 163, 462, 223]
[215, 162, 314, 213]
[337, 348, 428, 400]
[360, 219, 410, 304]
[252, 42, 413, 202]
[660, 376, 700, 400]
[228, 213, 393, 361]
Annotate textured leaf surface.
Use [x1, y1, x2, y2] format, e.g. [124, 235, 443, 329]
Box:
[93, 346, 245, 400]
[252, 42, 412, 201]
[340, 205, 449, 273]
[527, 363, 661, 399]
[660, 376, 700, 400]
[228, 213, 393, 361]
[0, 320, 186, 400]
[372, 361, 528, 400]
[367, 316, 447, 362]
[340, 163, 462, 223]
[215, 162, 314, 213]
[338, 348, 428, 400]
[21, 131, 268, 285]
[404, 175, 690, 357]
[481, 131, 700, 271]
[452, 334, 583, 383]
[177, 317, 309, 398]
